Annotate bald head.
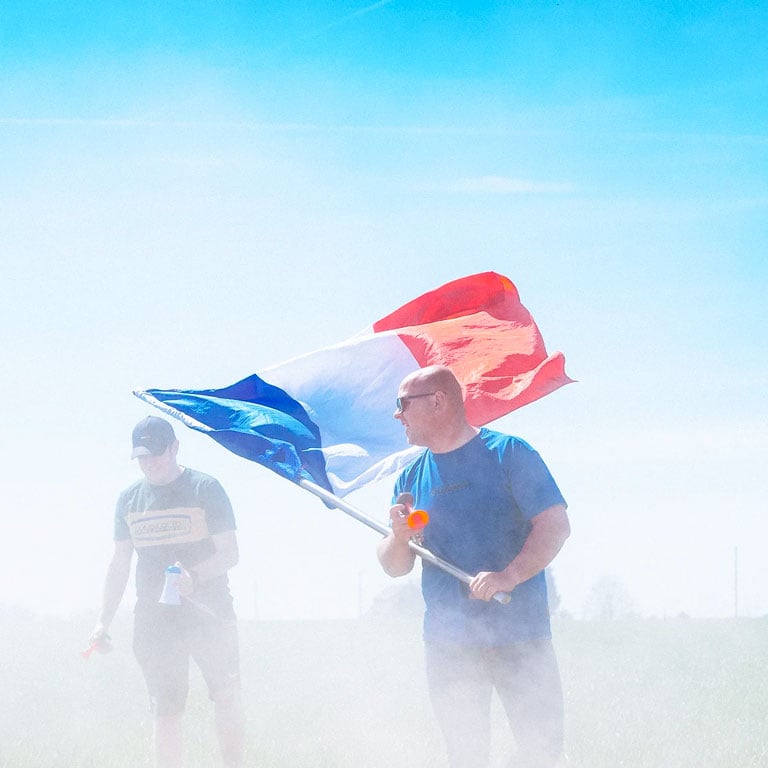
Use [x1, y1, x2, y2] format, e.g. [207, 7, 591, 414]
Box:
[396, 366, 477, 452]
[403, 365, 465, 411]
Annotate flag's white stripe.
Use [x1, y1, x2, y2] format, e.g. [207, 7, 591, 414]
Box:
[260, 330, 422, 495]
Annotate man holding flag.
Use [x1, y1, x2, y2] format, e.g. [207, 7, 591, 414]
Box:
[378, 365, 570, 768]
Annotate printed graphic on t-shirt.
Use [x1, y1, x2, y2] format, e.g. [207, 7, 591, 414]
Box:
[126, 507, 209, 548]
[430, 481, 470, 496]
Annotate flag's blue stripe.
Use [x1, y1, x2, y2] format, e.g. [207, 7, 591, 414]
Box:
[143, 374, 332, 491]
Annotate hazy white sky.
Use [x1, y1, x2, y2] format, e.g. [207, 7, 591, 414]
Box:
[1, 0, 766, 621]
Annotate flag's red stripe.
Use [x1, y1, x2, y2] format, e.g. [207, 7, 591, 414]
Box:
[373, 272, 573, 425]
[373, 271, 526, 330]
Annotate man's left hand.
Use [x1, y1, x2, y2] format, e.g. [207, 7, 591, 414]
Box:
[468, 570, 512, 601]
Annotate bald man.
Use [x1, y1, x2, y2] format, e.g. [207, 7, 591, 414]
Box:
[378, 366, 570, 768]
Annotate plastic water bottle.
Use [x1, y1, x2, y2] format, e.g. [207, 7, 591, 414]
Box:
[159, 564, 182, 605]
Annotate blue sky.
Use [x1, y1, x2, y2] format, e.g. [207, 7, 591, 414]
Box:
[1, 0, 765, 621]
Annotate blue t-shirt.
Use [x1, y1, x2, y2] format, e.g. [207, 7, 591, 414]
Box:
[393, 428, 566, 646]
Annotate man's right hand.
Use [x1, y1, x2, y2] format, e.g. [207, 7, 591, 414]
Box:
[87, 624, 113, 653]
[388, 502, 415, 545]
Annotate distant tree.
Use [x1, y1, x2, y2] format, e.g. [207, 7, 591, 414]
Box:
[583, 574, 635, 620]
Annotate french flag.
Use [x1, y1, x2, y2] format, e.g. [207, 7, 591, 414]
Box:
[134, 272, 573, 497]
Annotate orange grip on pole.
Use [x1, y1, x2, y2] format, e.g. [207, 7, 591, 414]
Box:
[407, 510, 429, 530]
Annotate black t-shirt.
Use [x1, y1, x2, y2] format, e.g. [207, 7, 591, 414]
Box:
[115, 468, 237, 613]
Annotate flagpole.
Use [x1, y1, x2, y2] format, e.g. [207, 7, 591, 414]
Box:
[298, 478, 511, 605]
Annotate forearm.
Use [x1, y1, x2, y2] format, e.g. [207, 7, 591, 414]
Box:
[97, 558, 131, 628]
[189, 531, 239, 585]
[501, 540, 563, 591]
[500, 504, 570, 591]
[377, 534, 416, 578]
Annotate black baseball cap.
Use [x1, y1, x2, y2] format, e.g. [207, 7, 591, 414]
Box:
[131, 416, 176, 459]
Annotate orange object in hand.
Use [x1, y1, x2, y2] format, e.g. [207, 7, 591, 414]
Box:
[81, 633, 112, 660]
[407, 509, 429, 530]
[80, 644, 98, 660]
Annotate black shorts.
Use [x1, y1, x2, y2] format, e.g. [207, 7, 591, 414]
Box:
[133, 601, 240, 717]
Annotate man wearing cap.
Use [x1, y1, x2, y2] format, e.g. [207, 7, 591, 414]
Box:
[90, 416, 245, 768]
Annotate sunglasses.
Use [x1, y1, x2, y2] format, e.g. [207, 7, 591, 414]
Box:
[396, 392, 437, 413]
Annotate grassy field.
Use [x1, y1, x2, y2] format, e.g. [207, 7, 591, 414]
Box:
[1, 607, 766, 767]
